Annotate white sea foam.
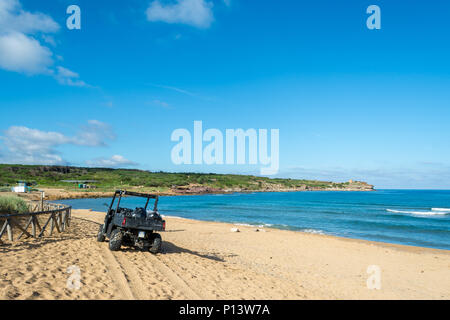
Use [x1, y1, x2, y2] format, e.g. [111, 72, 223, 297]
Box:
[161, 215, 190, 220]
[432, 208, 450, 212]
[387, 209, 449, 216]
[234, 223, 260, 227]
[233, 223, 276, 229]
[234, 223, 267, 228]
[301, 229, 325, 235]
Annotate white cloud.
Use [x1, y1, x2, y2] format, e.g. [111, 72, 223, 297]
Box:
[0, 32, 53, 74]
[86, 155, 138, 168]
[0, 0, 59, 34]
[55, 66, 89, 87]
[41, 34, 56, 46]
[0, 0, 57, 74]
[0, 121, 117, 165]
[0, 0, 87, 85]
[74, 120, 116, 147]
[0, 126, 70, 165]
[146, 0, 214, 28]
[56, 66, 78, 78]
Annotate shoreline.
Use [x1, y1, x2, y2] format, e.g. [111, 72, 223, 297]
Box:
[86, 209, 450, 253]
[8, 191, 449, 252]
[166, 215, 450, 254]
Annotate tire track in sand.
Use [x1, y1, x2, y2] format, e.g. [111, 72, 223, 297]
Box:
[78, 214, 201, 299]
[72, 215, 138, 300]
[147, 254, 202, 299]
[98, 246, 135, 300]
[112, 252, 155, 299]
[100, 244, 199, 299]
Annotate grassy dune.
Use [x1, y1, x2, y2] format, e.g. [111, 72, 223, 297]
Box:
[0, 196, 29, 214]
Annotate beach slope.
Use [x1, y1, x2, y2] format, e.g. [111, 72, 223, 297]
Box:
[0, 210, 448, 300]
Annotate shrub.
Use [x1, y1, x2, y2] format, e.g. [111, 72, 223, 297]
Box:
[0, 196, 29, 214]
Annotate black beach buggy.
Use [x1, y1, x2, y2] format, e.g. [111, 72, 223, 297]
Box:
[97, 190, 166, 253]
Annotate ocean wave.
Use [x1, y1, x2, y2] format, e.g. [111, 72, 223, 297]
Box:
[234, 223, 274, 228]
[301, 229, 325, 235]
[234, 223, 263, 228]
[387, 209, 449, 216]
[161, 215, 189, 220]
[432, 208, 450, 212]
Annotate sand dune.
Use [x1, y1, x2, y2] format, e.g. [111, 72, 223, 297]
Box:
[1, 209, 449, 300]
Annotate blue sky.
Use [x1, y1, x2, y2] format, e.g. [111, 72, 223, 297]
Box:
[1, 0, 450, 189]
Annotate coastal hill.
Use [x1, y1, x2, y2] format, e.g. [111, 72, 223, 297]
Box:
[0, 164, 373, 199]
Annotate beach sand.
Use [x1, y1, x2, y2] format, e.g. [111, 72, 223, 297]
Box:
[0, 209, 449, 300]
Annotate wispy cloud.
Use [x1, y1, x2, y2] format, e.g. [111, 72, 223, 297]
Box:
[74, 120, 116, 147]
[86, 155, 138, 168]
[151, 99, 171, 108]
[0, 0, 59, 35]
[152, 83, 197, 97]
[0, 126, 71, 165]
[55, 66, 90, 87]
[0, 120, 116, 165]
[102, 101, 114, 108]
[149, 83, 216, 102]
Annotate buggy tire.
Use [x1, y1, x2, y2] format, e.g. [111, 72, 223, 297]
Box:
[97, 224, 105, 242]
[109, 229, 123, 251]
[149, 233, 162, 254]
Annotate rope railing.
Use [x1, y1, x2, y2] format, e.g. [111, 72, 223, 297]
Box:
[0, 203, 72, 242]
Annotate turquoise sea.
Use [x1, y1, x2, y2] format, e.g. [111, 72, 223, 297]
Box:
[55, 190, 450, 250]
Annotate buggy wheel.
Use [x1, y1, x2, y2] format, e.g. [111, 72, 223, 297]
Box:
[97, 224, 105, 242]
[109, 229, 123, 251]
[149, 233, 162, 254]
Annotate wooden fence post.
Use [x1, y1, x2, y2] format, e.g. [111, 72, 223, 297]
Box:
[66, 208, 71, 228]
[49, 213, 55, 236]
[40, 191, 44, 211]
[31, 214, 37, 238]
[61, 211, 65, 232]
[0, 219, 8, 240]
[58, 212, 63, 231]
[6, 218, 13, 241]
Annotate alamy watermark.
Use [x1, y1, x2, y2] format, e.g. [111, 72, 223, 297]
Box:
[66, 265, 81, 290]
[171, 121, 279, 175]
[367, 5, 381, 30]
[366, 265, 381, 290]
[64, 5, 378, 31]
[66, 5, 81, 30]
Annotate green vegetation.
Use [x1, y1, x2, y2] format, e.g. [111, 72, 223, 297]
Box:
[0, 196, 29, 214]
[0, 164, 373, 193]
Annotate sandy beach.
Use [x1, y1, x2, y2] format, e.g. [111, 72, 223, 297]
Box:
[0, 209, 449, 300]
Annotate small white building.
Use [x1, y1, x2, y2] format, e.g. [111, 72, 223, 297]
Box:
[11, 181, 29, 193]
[11, 186, 26, 193]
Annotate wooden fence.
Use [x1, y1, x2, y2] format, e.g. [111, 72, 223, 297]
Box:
[0, 202, 72, 242]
